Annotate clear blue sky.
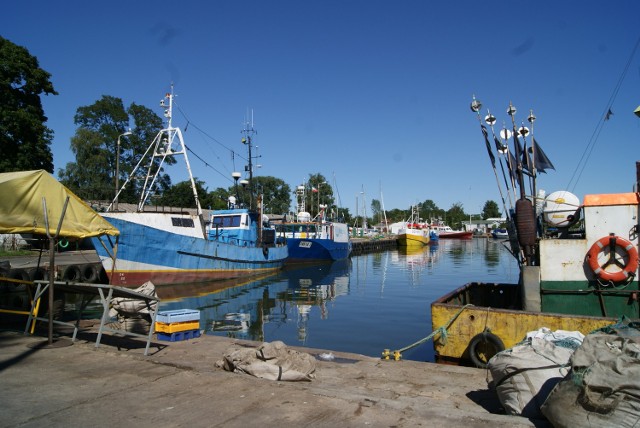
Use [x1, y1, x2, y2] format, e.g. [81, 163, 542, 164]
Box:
[5, 1, 640, 217]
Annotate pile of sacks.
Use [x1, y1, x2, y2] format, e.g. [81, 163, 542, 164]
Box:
[217, 340, 316, 382]
[488, 321, 640, 427]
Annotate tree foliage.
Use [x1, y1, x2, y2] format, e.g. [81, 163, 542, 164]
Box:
[231, 175, 292, 214]
[482, 200, 502, 220]
[370, 199, 382, 224]
[157, 179, 218, 209]
[293, 173, 335, 217]
[0, 36, 57, 173]
[252, 176, 291, 214]
[445, 202, 467, 230]
[59, 95, 170, 202]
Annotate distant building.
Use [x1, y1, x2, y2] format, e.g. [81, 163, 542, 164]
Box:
[463, 217, 506, 234]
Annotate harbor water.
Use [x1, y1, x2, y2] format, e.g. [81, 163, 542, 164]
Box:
[158, 237, 519, 362]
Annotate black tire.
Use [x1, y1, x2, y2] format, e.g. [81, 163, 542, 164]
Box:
[9, 268, 30, 282]
[81, 264, 99, 283]
[469, 331, 505, 369]
[62, 265, 82, 282]
[29, 267, 48, 282]
[6, 268, 29, 291]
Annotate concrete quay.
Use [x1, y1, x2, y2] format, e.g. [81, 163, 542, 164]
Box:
[0, 322, 548, 428]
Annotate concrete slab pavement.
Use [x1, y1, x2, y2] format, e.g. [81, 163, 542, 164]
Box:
[0, 323, 549, 428]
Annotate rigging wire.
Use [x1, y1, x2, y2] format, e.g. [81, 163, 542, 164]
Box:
[174, 104, 248, 184]
[566, 35, 640, 192]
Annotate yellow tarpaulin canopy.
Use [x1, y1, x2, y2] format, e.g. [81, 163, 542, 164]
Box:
[0, 170, 119, 238]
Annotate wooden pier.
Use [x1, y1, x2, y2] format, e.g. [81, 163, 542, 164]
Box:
[350, 237, 398, 255]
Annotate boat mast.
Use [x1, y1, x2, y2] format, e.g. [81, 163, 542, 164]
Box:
[136, 85, 202, 215]
[241, 110, 258, 210]
[296, 184, 306, 216]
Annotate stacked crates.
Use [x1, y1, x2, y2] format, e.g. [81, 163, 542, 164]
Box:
[155, 309, 201, 341]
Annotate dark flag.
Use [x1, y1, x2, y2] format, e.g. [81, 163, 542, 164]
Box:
[521, 141, 533, 173]
[480, 124, 496, 166]
[605, 109, 613, 120]
[494, 135, 507, 154]
[512, 129, 526, 193]
[530, 137, 555, 173]
[512, 132, 523, 169]
[507, 150, 518, 184]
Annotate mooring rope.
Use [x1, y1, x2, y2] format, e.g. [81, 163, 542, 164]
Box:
[382, 304, 474, 360]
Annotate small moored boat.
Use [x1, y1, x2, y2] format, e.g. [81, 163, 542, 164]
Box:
[431, 222, 473, 239]
[278, 184, 351, 264]
[491, 228, 509, 239]
[397, 205, 430, 247]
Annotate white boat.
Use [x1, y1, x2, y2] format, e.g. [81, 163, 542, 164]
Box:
[431, 222, 473, 239]
[491, 228, 509, 239]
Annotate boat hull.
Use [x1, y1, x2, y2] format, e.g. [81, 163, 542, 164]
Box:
[491, 229, 508, 239]
[430, 282, 617, 366]
[397, 230, 430, 247]
[92, 215, 287, 287]
[438, 231, 473, 239]
[286, 238, 352, 263]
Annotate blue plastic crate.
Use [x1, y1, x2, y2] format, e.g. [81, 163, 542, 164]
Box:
[156, 329, 201, 342]
[156, 309, 200, 324]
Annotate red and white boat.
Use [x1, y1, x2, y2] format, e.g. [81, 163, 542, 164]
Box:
[431, 222, 473, 239]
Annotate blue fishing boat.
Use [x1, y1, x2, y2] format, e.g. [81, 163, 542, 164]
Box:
[277, 185, 352, 264]
[92, 87, 288, 287]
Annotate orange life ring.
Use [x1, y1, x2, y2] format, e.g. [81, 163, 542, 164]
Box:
[587, 234, 638, 283]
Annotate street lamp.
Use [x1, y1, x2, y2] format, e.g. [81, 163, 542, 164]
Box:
[115, 131, 132, 210]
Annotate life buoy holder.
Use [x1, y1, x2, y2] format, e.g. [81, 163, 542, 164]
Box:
[587, 234, 638, 284]
[468, 331, 505, 369]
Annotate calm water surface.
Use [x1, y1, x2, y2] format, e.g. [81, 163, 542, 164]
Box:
[158, 238, 519, 362]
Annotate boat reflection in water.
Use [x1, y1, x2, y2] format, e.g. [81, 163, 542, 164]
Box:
[395, 244, 440, 285]
[157, 259, 352, 344]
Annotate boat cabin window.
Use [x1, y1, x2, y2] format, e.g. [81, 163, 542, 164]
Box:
[211, 214, 243, 228]
[171, 217, 195, 228]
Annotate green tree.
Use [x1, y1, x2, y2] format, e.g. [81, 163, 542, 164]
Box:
[0, 36, 57, 173]
[59, 96, 169, 202]
[158, 179, 210, 209]
[298, 173, 334, 216]
[249, 176, 291, 214]
[371, 199, 382, 224]
[446, 202, 467, 230]
[206, 187, 232, 210]
[419, 199, 442, 223]
[481, 200, 502, 220]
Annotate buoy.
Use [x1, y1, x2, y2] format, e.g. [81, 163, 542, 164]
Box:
[587, 234, 638, 283]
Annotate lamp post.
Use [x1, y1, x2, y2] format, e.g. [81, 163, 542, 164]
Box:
[115, 131, 132, 210]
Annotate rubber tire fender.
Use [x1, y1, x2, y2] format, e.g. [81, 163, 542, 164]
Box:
[81, 264, 99, 283]
[29, 267, 49, 281]
[9, 268, 31, 282]
[469, 331, 505, 369]
[62, 265, 82, 282]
